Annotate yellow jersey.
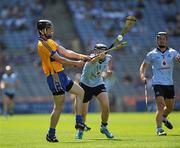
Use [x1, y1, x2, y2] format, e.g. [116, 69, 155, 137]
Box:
[37, 39, 64, 76]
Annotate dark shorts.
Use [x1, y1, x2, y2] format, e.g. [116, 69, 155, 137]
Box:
[79, 82, 107, 103]
[4, 92, 15, 100]
[47, 71, 74, 95]
[153, 85, 175, 99]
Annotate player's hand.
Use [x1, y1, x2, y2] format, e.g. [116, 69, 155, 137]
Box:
[140, 75, 147, 84]
[176, 54, 180, 63]
[142, 78, 147, 84]
[98, 52, 106, 60]
[106, 70, 113, 77]
[74, 60, 85, 68]
[81, 55, 91, 62]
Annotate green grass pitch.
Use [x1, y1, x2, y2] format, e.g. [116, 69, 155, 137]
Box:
[0, 112, 180, 148]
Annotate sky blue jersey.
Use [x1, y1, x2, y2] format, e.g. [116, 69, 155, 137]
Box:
[144, 47, 179, 85]
[2, 73, 18, 94]
[80, 54, 112, 87]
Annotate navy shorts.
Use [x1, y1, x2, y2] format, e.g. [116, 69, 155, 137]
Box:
[153, 85, 175, 99]
[79, 82, 107, 103]
[4, 92, 15, 100]
[47, 71, 74, 95]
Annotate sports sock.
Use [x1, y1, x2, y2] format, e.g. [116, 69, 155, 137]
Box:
[101, 122, 108, 127]
[48, 128, 56, 137]
[162, 114, 167, 118]
[156, 127, 162, 132]
[162, 114, 167, 121]
[76, 115, 83, 123]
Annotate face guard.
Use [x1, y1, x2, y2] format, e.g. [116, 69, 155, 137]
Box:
[37, 20, 54, 39]
[156, 32, 168, 48]
[94, 43, 108, 51]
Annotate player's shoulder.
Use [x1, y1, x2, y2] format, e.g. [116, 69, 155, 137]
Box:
[38, 39, 55, 46]
[47, 39, 54, 44]
[106, 54, 112, 59]
[11, 73, 17, 78]
[2, 73, 8, 79]
[168, 47, 177, 52]
[146, 48, 157, 56]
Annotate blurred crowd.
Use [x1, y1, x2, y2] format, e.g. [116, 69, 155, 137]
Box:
[0, 0, 44, 79]
[0, 0, 180, 106]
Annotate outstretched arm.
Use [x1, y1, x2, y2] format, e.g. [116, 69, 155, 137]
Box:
[51, 53, 85, 67]
[58, 45, 90, 61]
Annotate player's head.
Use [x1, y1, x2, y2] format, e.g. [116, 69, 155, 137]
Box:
[156, 32, 168, 48]
[37, 19, 54, 39]
[93, 43, 108, 54]
[5, 65, 13, 75]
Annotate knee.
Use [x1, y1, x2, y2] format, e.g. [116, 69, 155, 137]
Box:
[157, 104, 165, 113]
[78, 87, 85, 98]
[53, 105, 61, 113]
[166, 106, 173, 113]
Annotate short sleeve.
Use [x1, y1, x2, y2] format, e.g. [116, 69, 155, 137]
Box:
[144, 52, 152, 64]
[38, 42, 51, 57]
[106, 54, 112, 62]
[38, 39, 59, 57]
[172, 49, 179, 60]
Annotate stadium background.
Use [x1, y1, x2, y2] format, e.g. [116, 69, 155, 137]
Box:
[0, 0, 180, 114]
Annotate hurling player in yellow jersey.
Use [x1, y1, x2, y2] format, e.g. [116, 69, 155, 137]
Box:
[37, 19, 90, 142]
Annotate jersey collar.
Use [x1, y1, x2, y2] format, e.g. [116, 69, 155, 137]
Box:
[156, 47, 169, 54]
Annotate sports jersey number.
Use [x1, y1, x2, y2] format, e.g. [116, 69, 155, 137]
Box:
[96, 71, 101, 77]
[55, 82, 62, 91]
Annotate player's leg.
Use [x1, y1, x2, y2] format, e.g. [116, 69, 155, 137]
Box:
[96, 91, 114, 138]
[162, 99, 174, 129]
[82, 102, 91, 131]
[46, 73, 65, 142]
[82, 102, 89, 122]
[75, 102, 89, 139]
[153, 85, 167, 136]
[97, 92, 109, 124]
[69, 81, 85, 129]
[155, 96, 167, 136]
[162, 85, 175, 129]
[8, 94, 14, 115]
[74, 82, 93, 139]
[46, 94, 65, 142]
[2, 95, 9, 116]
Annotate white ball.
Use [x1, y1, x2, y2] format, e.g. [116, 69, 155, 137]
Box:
[117, 35, 123, 41]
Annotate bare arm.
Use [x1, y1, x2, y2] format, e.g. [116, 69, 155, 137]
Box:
[51, 52, 85, 67]
[57, 45, 90, 61]
[140, 60, 149, 83]
[106, 59, 113, 77]
[176, 54, 180, 63]
[101, 59, 113, 78]
[40, 40, 86, 67]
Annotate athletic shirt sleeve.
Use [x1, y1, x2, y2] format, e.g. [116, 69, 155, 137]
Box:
[171, 49, 180, 61]
[106, 54, 112, 62]
[144, 52, 152, 64]
[38, 39, 59, 57]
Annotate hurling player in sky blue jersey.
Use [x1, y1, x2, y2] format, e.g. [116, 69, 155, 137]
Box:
[140, 32, 180, 136]
[76, 43, 114, 139]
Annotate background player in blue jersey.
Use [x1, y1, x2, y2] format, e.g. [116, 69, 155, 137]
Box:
[76, 43, 114, 139]
[140, 32, 180, 136]
[1, 65, 20, 116]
